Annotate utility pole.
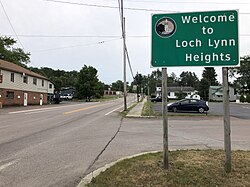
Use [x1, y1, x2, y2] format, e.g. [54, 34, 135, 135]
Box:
[162, 68, 169, 169]
[147, 74, 150, 115]
[222, 67, 231, 173]
[121, 0, 127, 111]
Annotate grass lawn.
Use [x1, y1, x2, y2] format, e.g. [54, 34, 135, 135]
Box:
[87, 150, 250, 187]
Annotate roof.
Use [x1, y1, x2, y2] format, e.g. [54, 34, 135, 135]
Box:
[0, 59, 48, 80]
[167, 86, 195, 92]
[210, 86, 223, 90]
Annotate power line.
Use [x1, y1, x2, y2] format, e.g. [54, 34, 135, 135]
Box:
[31, 38, 121, 53]
[114, 0, 250, 5]
[5, 34, 250, 38]
[117, 0, 135, 79]
[0, 0, 25, 49]
[44, 0, 250, 14]
[5, 34, 121, 38]
[44, 0, 178, 12]
[125, 45, 135, 79]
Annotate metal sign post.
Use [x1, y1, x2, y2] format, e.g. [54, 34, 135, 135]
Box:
[151, 10, 238, 172]
[222, 67, 231, 173]
[162, 68, 169, 169]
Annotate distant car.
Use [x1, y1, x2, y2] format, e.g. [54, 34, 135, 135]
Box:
[151, 96, 162, 102]
[60, 94, 73, 100]
[167, 98, 209, 113]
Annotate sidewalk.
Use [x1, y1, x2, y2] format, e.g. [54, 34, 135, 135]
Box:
[126, 98, 147, 117]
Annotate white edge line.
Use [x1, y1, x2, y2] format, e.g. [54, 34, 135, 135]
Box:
[105, 106, 124, 116]
[0, 159, 19, 171]
[105, 101, 136, 116]
[8, 103, 90, 114]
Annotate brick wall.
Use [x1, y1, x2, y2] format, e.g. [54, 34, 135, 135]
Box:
[0, 88, 48, 107]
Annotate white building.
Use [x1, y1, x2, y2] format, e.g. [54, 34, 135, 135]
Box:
[0, 59, 54, 107]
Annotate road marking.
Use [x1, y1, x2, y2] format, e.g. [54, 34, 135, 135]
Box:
[0, 159, 19, 171]
[105, 101, 136, 116]
[63, 103, 109, 115]
[24, 110, 49, 115]
[105, 105, 124, 116]
[8, 103, 94, 115]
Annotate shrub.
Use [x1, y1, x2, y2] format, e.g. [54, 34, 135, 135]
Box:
[246, 94, 250, 103]
[240, 95, 245, 103]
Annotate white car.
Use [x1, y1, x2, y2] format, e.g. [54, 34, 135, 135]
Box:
[60, 94, 73, 100]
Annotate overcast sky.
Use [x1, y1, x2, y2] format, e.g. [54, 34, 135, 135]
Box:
[0, 0, 249, 84]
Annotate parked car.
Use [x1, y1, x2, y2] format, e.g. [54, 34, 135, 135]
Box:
[151, 96, 162, 102]
[167, 98, 209, 113]
[60, 93, 73, 100]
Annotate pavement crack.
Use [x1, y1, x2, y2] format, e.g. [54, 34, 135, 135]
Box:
[83, 117, 123, 176]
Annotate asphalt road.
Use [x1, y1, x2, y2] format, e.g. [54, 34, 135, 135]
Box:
[0, 96, 136, 187]
[0, 97, 250, 187]
[152, 101, 250, 119]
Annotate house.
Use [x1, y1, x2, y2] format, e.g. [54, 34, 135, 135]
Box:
[168, 86, 195, 99]
[0, 59, 54, 107]
[154, 86, 195, 99]
[209, 86, 236, 101]
[104, 90, 122, 96]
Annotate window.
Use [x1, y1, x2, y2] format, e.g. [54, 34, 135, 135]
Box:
[180, 100, 190, 105]
[11, 72, 15, 82]
[42, 80, 44, 87]
[49, 84, 52, 89]
[6, 91, 14, 99]
[33, 78, 37, 85]
[23, 75, 28, 84]
[0, 69, 2, 83]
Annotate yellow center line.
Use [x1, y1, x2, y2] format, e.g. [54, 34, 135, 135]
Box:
[63, 103, 109, 115]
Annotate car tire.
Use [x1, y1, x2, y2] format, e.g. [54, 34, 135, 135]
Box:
[198, 107, 205, 113]
[172, 107, 177, 112]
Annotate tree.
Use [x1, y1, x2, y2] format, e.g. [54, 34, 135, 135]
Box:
[95, 81, 105, 99]
[231, 56, 250, 94]
[179, 71, 199, 89]
[30, 67, 79, 91]
[199, 78, 210, 101]
[169, 72, 178, 83]
[111, 80, 124, 91]
[0, 36, 30, 66]
[76, 65, 100, 101]
[202, 67, 219, 86]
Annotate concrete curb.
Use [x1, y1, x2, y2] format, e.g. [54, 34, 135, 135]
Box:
[126, 115, 157, 118]
[76, 151, 160, 187]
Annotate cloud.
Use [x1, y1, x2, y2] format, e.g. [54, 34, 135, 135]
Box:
[1, 0, 249, 84]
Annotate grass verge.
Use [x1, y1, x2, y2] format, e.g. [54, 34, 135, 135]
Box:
[142, 100, 155, 116]
[120, 103, 137, 117]
[87, 150, 250, 187]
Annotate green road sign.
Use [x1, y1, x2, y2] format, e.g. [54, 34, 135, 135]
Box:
[151, 10, 239, 67]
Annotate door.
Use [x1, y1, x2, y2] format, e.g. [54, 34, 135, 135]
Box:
[24, 93, 28, 106]
[40, 94, 43, 106]
[178, 99, 190, 111]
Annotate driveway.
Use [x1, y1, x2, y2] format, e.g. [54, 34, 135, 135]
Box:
[152, 102, 250, 119]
